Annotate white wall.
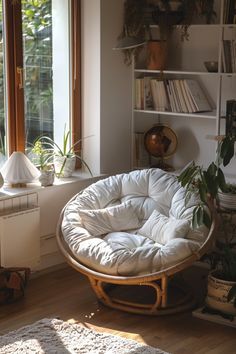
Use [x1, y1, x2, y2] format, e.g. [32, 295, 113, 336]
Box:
[81, 0, 132, 176]
[81, 0, 101, 175]
[52, 0, 70, 145]
[100, 0, 132, 174]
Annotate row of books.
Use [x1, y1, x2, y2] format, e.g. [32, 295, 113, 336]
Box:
[222, 40, 236, 73]
[223, 0, 236, 24]
[135, 78, 212, 114]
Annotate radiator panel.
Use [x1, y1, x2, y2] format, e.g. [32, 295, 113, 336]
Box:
[0, 207, 40, 268]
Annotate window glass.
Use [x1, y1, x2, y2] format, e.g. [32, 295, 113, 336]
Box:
[22, 0, 71, 152]
[22, 0, 53, 146]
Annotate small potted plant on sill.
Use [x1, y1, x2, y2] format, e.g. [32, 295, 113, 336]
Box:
[178, 134, 236, 316]
[36, 128, 93, 178]
[31, 140, 55, 187]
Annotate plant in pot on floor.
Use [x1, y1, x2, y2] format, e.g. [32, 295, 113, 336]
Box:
[118, 0, 216, 66]
[35, 129, 93, 178]
[31, 140, 55, 187]
[178, 134, 236, 317]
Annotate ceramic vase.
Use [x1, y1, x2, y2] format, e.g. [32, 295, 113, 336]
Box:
[39, 169, 55, 187]
[206, 272, 236, 315]
[54, 156, 76, 178]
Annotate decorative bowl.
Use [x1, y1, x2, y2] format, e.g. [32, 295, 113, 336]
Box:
[204, 61, 218, 73]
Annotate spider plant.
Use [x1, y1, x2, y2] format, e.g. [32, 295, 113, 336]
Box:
[35, 128, 92, 177]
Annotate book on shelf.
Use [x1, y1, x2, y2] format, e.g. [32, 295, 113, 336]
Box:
[226, 99, 236, 137]
[223, 0, 236, 24]
[134, 132, 150, 168]
[135, 77, 212, 114]
[144, 76, 154, 110]
[135, 78, 144, 110]
[184, 79, 212, 113]
[222, 40, 236, 73]
[150, 79, 170, 112]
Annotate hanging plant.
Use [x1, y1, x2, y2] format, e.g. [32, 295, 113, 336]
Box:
[118, 0, 216, 65]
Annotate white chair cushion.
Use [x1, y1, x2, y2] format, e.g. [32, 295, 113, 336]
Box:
[137, 209, 190, 245]
[79, 201, 141, 236]
[62, 169, 209, 276]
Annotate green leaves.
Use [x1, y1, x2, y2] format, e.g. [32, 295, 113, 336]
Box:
[192, 205, 211, 229]
[220, 136, 236, 167]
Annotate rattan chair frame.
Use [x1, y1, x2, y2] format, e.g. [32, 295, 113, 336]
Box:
[56, 195, 217, 315]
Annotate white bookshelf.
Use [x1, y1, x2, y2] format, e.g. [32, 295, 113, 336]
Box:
[131, 0, 236, 176]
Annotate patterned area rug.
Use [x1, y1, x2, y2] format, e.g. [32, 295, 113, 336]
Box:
[0, 318, 170, 354]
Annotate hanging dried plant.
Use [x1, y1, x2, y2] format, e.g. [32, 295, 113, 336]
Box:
[118, 0, 216, 65]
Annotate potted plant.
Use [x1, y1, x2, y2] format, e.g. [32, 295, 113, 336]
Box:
[119, 0, 216, 65]
[31, 140, 55, 187]
[36, 128, 92, 178]
[204, 212, 236, 316]
[178, 134, 236, 315]
[217, 135, 236, 210]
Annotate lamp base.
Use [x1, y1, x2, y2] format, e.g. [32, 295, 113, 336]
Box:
[10, 183, 27, 188]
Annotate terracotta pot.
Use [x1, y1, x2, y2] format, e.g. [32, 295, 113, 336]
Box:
[205, 272, 236, 315]
[147, 40, 167, 70]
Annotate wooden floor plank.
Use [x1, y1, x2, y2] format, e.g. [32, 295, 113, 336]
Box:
[0, 266, 235, 353]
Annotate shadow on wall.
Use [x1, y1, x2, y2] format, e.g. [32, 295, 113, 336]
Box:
[176, 127, 199, 166]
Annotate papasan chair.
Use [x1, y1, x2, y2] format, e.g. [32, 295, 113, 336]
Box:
[56, 168, 217, 315]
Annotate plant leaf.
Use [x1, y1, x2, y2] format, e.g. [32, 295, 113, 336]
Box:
[203, 210, 211, 228]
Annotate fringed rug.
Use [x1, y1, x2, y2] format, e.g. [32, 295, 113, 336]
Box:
[0, 318, 170, 354]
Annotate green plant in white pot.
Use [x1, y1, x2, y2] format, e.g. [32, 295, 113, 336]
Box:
[36, 129, 92, 178]
[178, 134, 236, 316]
[217, 135, 236, 211]
[31, 140, 55, 187]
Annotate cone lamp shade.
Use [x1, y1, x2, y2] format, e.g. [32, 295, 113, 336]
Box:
[1, 152, 40, 185]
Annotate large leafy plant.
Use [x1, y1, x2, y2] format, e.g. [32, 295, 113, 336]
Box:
[178, 135, 236, 307]
[178, 135, 236, 228]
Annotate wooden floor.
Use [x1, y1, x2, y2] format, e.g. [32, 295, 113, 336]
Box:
[0, 265, 236, 354]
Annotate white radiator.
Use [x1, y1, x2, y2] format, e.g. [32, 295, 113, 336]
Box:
[0, 194, 40, 269]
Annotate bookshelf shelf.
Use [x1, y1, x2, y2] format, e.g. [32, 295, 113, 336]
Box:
[134, 69, 220, 76]
[131, 0, 236, 174]
[134, 109, 217, 120]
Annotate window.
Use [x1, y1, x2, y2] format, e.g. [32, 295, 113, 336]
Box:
[0, 0, 80, 167]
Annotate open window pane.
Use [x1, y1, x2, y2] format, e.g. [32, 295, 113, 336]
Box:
[22, 0, 71, 151]
[22, 0, 53, 146]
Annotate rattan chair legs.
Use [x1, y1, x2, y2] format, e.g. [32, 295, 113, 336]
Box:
[88, 274, 195, 315]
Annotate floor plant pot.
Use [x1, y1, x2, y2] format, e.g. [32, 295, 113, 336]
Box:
[39, 169, 55, 187]
[146, 40, 167, 70]
[205, 272, 236, 315]
[218, 191, 236, 210]
[54, 156, 76, 178]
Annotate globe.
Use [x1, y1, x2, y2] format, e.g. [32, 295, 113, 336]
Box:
[144, 125, 178, 170]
